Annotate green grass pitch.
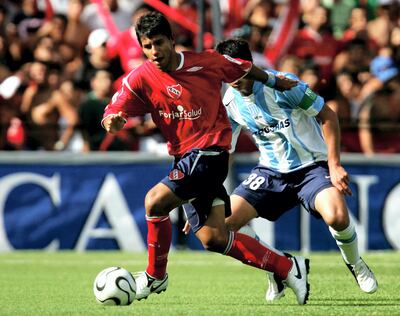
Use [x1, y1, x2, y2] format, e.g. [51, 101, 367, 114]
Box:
[1, 251, 399, 316]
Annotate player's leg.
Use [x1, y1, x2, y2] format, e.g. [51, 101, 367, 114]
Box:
[227, 166, 308, 302]
[227, 194, 287, 301]
[300, 163, 377, 293]
[135, 147, 233, 300]
[315, 187, 378, 294]
[225, 194, 258, 231]
[134, 182, 184, 300]
[227, 194, 284, 255]
[195, 202, 310, 305]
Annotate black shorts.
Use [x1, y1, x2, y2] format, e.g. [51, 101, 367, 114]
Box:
[233, 162, 333, 221]
[161, 147, 231, 233]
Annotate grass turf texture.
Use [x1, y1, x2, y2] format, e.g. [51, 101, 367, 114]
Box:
[0, 251, 399, 316]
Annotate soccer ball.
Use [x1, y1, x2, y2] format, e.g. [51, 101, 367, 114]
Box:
[93, 267, 136, 305]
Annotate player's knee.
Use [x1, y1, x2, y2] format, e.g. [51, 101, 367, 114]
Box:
[144, 189, 170, 217]
[225, 217, 241, 232]
[200, 233, 228, 253]
[324, 208, 349, 230]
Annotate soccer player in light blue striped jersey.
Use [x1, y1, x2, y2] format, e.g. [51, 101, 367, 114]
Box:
[215, 38, 378, 300]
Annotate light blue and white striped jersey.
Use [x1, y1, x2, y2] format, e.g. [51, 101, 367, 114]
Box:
[223, 70, 327, 173]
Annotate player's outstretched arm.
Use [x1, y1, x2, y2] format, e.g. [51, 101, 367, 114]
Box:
[102, 111, 126, 134]
[246, 65, 298, 91]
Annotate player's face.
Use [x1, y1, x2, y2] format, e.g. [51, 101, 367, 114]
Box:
[141, 35, 176, 72]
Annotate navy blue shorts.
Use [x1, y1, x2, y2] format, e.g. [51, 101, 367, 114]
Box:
[233, 162, 333, 221]
[161, 147, 231, 233]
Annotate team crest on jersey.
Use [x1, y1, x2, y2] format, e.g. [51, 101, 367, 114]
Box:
[169, 169, 185, 180]
[166, 84, 182, 99]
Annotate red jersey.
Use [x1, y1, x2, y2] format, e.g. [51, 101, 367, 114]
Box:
[103, 50, 251, 156]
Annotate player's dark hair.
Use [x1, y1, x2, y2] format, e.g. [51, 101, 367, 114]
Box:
[135, 12, 173, 46]
[215, 38, 253, 62]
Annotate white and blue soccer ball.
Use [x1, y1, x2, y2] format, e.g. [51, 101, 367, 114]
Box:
[93, 267, 136, 306]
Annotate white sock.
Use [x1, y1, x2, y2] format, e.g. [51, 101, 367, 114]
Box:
[238, 225, 285, 256]
[329, 219, 360, 265]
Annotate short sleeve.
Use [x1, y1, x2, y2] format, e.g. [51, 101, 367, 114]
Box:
[208, 50, 252, 84]
[276, 74, 325, 116]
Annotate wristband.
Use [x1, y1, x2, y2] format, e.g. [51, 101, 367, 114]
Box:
[264, 72, 276, 88]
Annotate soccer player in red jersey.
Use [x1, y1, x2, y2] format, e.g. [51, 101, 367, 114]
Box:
[102, 12, 310, 304]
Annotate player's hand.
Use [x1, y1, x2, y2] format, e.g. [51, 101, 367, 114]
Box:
[274, 74, 298, 91]
[182, 220, 191, 235]
[329, 164, 352, 196]
[103, 111, 126, 134]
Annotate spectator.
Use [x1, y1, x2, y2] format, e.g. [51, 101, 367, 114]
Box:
[78, 70, 115, 151]
[219, 0, 246, 35]
[358, 54, 400, 154]
[277, 54, 301, 76]
[333, 38, 373, 81]
[389, 25, 400, 64]
[107, 3, 153, 73]
[343, 6, 367, 42]
[75, 28, 124, 91]
[367, 2, 396, 48]
[81, 0, 132, 31]
[0, 35, 10, 81]
[32, 35, 60, 64]
[63, 0, 91, 54]
[327, 71, 364, 152]
[230, 24, 272, 68]
[0, 73, 25, 150]
[326, 0, 354, 39]
[36, 13, 68, 45]
[299, 61, 321, 92]
[79, 69, 153, 152]
[169, 0, 214, 50]
[20, 60, 78, 150]
[10, 0, 44, 41]
[244, 0, 276, 29]
[358, 47, 397, 101]
[289, 5, 341, 86]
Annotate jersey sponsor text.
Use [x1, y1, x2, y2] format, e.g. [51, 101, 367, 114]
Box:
[159, 105, 202, 120]
[253, 118, 290, 136]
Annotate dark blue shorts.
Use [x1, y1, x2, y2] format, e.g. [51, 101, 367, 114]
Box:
[233, 162, 333, 221]
[161, 147, 230, 233]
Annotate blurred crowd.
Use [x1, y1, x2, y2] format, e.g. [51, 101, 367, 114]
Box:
[0, 0, 399, 155]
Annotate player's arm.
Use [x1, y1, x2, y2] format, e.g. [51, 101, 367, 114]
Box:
[282, 81, 351, 195]
[102, 75, 146, 134]
[245, 65, 298, 91]
[317, 105, 352, 196]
